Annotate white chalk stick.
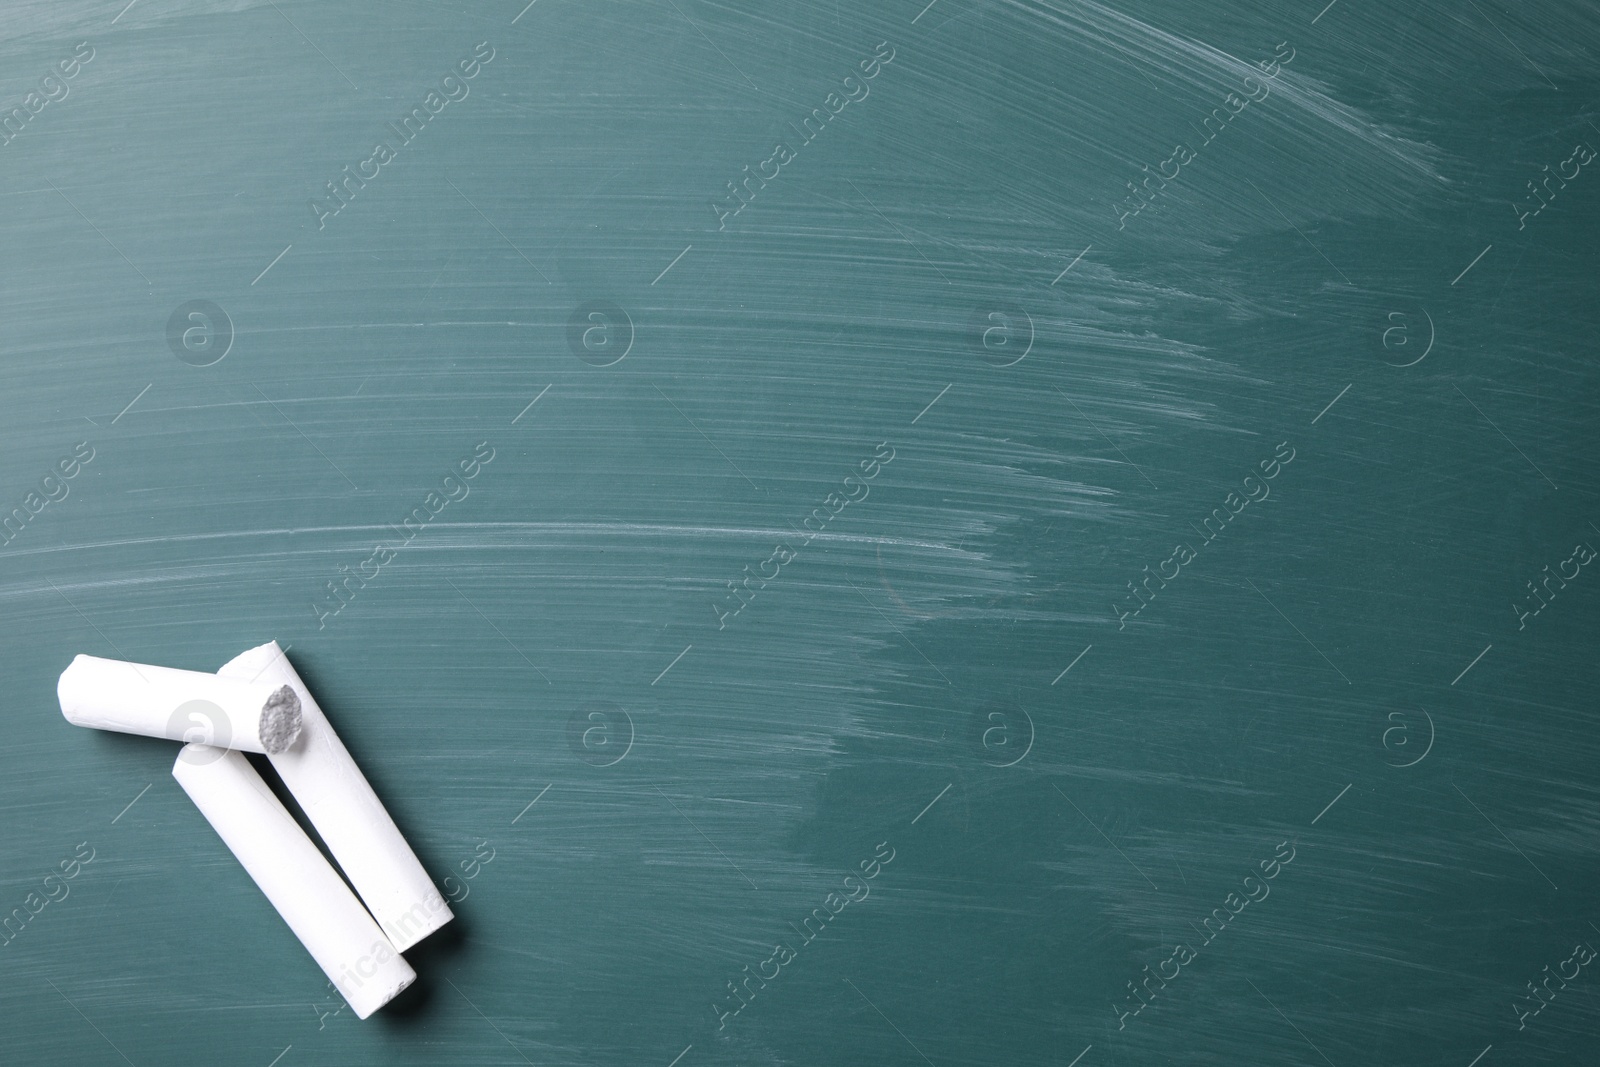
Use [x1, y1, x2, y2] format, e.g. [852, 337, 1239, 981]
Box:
[172, 744, 416, 1018]
[58, 654, 302, 754]
[217, 642, 453, 951]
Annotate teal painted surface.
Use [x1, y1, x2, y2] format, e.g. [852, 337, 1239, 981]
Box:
[2, 1, 1599, 1064]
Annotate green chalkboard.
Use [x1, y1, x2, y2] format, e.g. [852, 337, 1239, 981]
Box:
[2, 1, 1598, 1065]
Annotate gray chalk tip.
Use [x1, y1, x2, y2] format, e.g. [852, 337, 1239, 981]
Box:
[259, 685, 303, 754]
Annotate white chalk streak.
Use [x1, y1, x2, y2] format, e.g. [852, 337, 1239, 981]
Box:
[1052, 644, 1092, 684]
[267, 1, 359, 91]
[252, 244, 293, 285]
[1453, 386, 1558, 490]
[512, 384, 551, 424]
[1451, 644, 1492, 686]
[111, 383, 152, 424]
[1311, 384, 1350, 424]
[652, 244, 693, 285]
[111, 783, 152, 824]
[512, 783, 552, 824]
[1452, 244, 1493, 285]
[1452, 782, 1558, 891]
[912, 383, 952, 424]
[1311, 783, 1351, 825]
[1051, 245, 1091, 285]
[653, 645, 692, 685]
[912, 783, 952, 824]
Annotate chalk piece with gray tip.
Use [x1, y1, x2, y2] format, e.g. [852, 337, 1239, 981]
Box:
[57, 654, 302, 754]
[172, 744, 416, 1018]
[217, 641, 453, 951]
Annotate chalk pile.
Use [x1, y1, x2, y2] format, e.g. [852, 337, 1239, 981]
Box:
[57, 643, 451, 1017]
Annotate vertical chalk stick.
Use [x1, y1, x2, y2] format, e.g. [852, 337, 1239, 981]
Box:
[172, 744, 416, 1018]
[217, 642, 454, 951]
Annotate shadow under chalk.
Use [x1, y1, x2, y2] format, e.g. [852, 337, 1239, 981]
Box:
[379, 916, 468, 1024]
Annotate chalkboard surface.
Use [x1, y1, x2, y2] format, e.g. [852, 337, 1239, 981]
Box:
[2, 2, 1598, 1065]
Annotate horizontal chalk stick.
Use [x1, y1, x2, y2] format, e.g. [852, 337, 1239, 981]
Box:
[218, 642, 453, 951]
[172, 744, 416, 1018]
[58, 654, 302, 754]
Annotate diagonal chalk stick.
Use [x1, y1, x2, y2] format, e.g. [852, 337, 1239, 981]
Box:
[172, 744, 416, 1018]
[218, 642, 453, 951]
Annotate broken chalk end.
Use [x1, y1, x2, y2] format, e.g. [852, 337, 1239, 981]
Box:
[259, 684, 303, 754]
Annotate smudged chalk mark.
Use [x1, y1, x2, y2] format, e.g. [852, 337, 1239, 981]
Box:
[656, 786, 760, 889]
[1054, 386, 1159, 489]
[846, 577, 954, 685]
[1053, 784, 1159, 891]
